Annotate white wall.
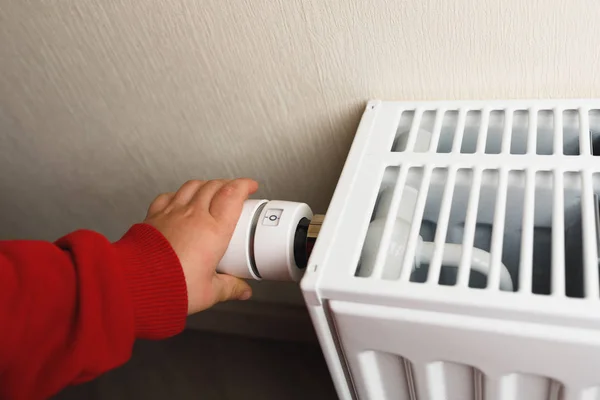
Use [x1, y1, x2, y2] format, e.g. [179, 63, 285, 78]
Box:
[1, 0, 600, 306]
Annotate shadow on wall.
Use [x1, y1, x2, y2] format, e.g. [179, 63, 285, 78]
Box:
[54, 330, 337, 400]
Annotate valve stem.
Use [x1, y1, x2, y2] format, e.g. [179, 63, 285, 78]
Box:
[306, 214, 325, 259]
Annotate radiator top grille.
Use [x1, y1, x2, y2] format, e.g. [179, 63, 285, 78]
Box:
[310, 100, 600, 325]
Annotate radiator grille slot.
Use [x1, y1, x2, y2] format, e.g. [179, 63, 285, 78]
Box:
[391, 107, 600, 156]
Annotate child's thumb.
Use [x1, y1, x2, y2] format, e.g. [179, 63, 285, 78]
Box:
[213, 274, 253, 303]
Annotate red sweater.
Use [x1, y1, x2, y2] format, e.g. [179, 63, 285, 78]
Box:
[0, 224, 188, 400]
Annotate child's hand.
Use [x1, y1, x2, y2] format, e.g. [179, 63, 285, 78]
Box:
[144, 178, 258, 315]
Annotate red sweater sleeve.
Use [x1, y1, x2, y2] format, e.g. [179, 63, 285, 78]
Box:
[0, 223, 188, 400]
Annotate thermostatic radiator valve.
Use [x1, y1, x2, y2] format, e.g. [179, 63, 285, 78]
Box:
[216, 200, 323, 282]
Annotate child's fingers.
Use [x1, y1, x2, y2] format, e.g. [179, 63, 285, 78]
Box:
[190, 179, 230, 210]
[146, 192, 175, 217]
[212, 273, 252, 303]
[209, 179, 258, 225]
[172, 180, 206, 206]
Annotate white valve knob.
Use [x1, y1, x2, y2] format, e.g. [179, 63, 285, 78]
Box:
[217, 199, 267, 280]
[217, 199, 313, 282]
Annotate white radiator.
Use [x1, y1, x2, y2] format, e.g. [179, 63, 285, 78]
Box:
[300, 99, 600, 400]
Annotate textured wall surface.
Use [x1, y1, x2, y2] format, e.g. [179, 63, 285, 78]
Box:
[2, 0, 600, 304]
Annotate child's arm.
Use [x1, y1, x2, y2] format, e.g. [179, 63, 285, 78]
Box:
[0, 178, 256, 399]
[0, 224, 188, 399]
